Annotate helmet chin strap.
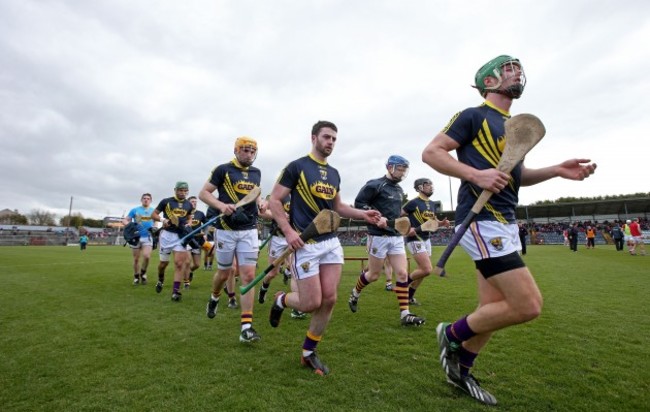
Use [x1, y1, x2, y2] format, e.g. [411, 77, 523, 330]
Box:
[494, 84, 524, 99]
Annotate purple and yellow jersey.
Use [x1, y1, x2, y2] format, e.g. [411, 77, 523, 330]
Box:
[443, 101, 521, 223]
[127, 206, 154, 237]
[190, 210, 207, 235]
[155, 196, 195, 235]
[276, 154, 340, 243]
[207, 159, 261, 231]
[403, 196, 437, 242]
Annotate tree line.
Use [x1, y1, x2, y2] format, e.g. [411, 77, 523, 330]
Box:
[2, 192, 647, 228]
[0, 210, 104, 228]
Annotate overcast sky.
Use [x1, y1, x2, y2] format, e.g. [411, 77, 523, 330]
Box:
[1, 0, 648, 221]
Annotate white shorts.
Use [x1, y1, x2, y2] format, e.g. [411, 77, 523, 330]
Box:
[624, 235, 633, 242]
[459, 221, 521, 260]
[292, 237, 344, 280]
[215, 229, 259, 269]
[633, 236, 644, 244]
[269, 236, 289, 259]
[159, 230, 190, 262]
[129, 235, 153, 249]
[406, 239, 431, 256]
[366, 235, 406, 259]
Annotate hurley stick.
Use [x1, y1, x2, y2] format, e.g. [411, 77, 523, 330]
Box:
[434, 113, 546, 276]
[175, 187, 261, 246]
[240, 209, 341, 295]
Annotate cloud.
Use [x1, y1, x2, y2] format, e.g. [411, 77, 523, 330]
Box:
[1, 0, 648, 220]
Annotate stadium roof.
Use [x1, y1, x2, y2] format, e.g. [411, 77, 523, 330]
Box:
[430, 197, 650, 222]
[515, 197, 650, 221]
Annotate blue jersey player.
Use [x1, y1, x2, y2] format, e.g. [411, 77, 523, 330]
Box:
[422, 55, 596, 405]
[123, 193, 155, 286]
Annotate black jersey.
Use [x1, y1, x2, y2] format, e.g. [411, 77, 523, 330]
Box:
[276, 154, 340, 243]
[190, 210, 207, 235]
[155, 196, 195, 235]
[403, 195, 438, 242]
[207, 159, 261, 231]
[355, 176, 404, 236]
[443, 101, 521, 224]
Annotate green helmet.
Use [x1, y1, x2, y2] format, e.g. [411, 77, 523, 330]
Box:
[473, 55, 526, 99]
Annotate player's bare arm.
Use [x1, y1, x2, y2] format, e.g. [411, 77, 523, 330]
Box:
[268, 183, 302, 250]
[332, 194, 381, 224]
[198, 181, 236, 215]
[520, 159, 597, 186]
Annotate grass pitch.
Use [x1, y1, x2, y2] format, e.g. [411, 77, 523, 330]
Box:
[0, 244, 648, 411]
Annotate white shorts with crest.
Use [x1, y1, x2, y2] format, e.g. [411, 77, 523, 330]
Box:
[269, 235, 289, 259]
[158, 230, 190, 262]
[366, 235, 405, 259]
[215, 229, 259, 269]
[406, 239, 431, 256]
[292, 237, 344, 280]
[459, 221, 521, 261]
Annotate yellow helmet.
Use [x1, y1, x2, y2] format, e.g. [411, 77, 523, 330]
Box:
[234, 136, 257, 152]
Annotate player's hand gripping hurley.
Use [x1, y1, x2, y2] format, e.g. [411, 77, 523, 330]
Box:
[434, 114, 546, 276]
[174, 187, 261, 247]
[240, 209, 341, 295]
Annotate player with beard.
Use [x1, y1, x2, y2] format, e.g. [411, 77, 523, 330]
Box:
[267, 120, 381, 375]
[422, 54, 596, 405]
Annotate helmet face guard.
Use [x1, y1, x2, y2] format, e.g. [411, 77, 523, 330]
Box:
[474, 55, 526, 99]
[234, 136, 258, 166]
[414, 178, 433, 196]
[386, 155, 409, 182]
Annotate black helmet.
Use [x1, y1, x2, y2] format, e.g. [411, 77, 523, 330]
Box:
[414, 178, 432, 192]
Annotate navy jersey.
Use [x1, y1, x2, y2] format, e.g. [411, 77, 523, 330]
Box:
[155, 196, 195, 235]
[443, 101, 521, 224]
[190, 210, 207, 235]
[355, 176, 404, 236]
[207, 159, 261, 231]
[403, 196, 438, 242]
[276, 154, 340, 243]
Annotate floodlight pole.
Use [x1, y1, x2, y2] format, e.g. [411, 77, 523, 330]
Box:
[448, 176, 454, 211]
[67, 196, 73, 240]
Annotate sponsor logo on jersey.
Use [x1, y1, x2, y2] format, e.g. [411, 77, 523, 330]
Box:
[311, 182, 337, 200]
[234, 180, 257, 195]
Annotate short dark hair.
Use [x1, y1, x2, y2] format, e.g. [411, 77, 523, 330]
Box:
[311, 120, 337, 136]
[188, 196, 197, 201]
[141, 193, 152, 199]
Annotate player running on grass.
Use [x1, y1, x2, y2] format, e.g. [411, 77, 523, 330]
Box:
[257, 195, 307, 320]
[123, 193, 155, 286]
[422, 54, 596, 405]
[151, 182, 195, 302]
[348, 155, 425, 326]
[267, 120, 381, 375]
[402, 178, 449, 306]
[200, 136, 271, 343]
